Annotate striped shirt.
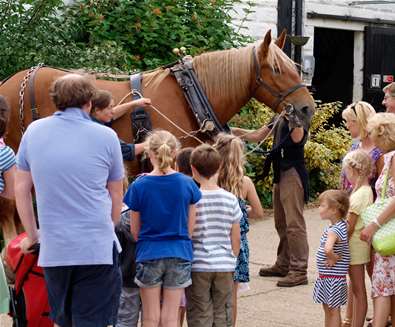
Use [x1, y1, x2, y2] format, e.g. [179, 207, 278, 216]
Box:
[316, 220, 350, 276]
[0, 146, 16, 192]
[191, 188, 242, 272]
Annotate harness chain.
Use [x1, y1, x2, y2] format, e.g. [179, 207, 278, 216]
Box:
[18, 63, 44, 135]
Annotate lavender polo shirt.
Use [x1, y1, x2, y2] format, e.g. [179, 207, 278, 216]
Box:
[16, 108, 124, 267]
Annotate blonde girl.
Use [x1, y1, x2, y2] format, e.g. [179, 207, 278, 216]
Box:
[342, 150, 373, 327]
[214, 133, 263, 326]
[313, 190, 350, 327]
[123, 130, 201, 327]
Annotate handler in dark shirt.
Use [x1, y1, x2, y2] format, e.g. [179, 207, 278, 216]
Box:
[232, 106, 310, 287]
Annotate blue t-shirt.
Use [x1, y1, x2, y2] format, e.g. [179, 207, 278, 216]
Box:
[124, 173, 201, 262]
[16, 108, 124, 267]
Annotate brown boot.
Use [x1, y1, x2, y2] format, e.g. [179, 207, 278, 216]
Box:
[276, 272, 308, 287]
[259, 265, 288, 277]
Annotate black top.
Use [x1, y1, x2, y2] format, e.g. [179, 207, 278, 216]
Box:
[263, 116, 309, 202]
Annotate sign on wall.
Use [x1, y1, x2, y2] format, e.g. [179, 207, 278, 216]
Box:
[370, 74, 381, 88]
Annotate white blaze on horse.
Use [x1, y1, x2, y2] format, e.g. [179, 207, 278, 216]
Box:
[0, 30, 315, 245]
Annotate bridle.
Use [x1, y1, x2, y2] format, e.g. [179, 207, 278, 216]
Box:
[251, 46, 305, 111]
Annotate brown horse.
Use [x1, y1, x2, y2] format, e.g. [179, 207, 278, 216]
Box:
[0, 30, 315, 244]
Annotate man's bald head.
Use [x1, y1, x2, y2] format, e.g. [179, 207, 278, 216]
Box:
[50, 74, 97, 111]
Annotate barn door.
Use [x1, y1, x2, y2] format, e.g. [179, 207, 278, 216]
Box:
[363, 26, 395, 111]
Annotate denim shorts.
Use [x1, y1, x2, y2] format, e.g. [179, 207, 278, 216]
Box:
[135, 258, 192, 289]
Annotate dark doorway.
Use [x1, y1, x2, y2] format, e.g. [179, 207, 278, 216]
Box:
[364, 26, 395, 112]
[312, 28, 354, 110]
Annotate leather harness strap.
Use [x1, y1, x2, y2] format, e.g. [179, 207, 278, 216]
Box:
[170, 58, 230, 136]
[251, 46, 305, 111]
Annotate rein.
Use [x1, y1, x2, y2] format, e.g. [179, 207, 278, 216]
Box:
[251, 46, 305, 111]
[117, 90, 204, 144]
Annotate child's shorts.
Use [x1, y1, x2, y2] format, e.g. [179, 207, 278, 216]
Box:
[135, 258, 191, 289]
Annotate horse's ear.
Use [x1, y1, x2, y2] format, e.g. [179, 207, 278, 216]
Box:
[260, 30, 272, 59]
[276, 29, 287, 49]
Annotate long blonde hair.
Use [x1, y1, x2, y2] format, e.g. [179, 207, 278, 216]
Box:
[146, 130, 180, 173]
[213, 133, 245, 197]
[342, 149, 372, 193]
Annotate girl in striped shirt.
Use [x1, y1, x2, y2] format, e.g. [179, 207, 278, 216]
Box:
[313, 190, 350, 326]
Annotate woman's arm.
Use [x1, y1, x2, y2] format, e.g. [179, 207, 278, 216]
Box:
[324, 231, 340, 267]
[130, 210, 141, 241]
[243, 176, 263, 219]
[188, 204, 197, 237]
[112, 98, 151, 121]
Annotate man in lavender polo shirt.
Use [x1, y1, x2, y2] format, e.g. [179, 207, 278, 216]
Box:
[15, 74, 124, 327]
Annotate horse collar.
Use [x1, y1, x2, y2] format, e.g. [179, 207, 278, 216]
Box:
[251, 46, 305, 111]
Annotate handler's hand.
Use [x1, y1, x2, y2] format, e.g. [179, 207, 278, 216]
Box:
[19, 236, 39, 254]
[360, 223, 379, 243]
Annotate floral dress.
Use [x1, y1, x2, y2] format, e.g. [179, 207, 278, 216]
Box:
[234, 198, 249, 283]
[371, 150, 395, 298]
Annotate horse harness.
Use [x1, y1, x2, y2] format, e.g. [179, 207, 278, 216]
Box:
[18, 63, 44, 135]
[251, 46, 305, 111]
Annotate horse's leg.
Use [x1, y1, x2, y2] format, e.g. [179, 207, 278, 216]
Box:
[0, 196, 18, 246]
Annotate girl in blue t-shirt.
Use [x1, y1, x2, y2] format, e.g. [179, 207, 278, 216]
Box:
[123, 130, 201, 327]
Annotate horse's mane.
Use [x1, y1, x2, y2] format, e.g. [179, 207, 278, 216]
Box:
[193, 41, 297, 104]
[144, 41, 298, 103]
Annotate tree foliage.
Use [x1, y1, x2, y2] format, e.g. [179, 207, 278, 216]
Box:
[0, 0, 253, 79]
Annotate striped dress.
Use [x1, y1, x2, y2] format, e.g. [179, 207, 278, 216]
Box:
[0, 145, 16, 193]
[191, 188, 242, 272]
[313, 220, 350, 308]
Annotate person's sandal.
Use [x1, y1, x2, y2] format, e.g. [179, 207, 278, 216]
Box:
[341, 318, 351, 327]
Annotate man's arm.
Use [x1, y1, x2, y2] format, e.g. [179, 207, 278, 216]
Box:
[107, 180, 123, 225]
[231, 125, 271, 143]
[112, 98, 151, 121]
[15, 169, 39, 252]
[290, 127, 305, 143]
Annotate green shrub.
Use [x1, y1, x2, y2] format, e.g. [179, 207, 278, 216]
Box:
[230, 100, 351, 207]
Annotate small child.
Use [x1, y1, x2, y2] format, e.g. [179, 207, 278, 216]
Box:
[186, 144, 242, 327]
[213, 133, 263, 326]
[342, 150, 373, 327]
[313, 190, 350, 326]
[123, 130, 201, 327]
[0, 95, 16, 199]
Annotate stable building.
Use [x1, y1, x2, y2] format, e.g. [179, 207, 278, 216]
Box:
[234, 0, 395, 110]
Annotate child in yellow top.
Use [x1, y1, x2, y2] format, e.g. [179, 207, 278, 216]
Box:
[342, 149, 373, 327]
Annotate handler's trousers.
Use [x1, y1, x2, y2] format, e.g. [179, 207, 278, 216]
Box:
[273, 168, 309, 275]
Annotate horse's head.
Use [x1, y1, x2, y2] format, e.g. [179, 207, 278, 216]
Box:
[251, 30, 315, 128]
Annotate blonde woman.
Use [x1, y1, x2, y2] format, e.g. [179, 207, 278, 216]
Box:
[361, 113, 395, 327]
[124, 130, 201, 327]
[214, 133, 263, 326]
[341, 101, 383, 194]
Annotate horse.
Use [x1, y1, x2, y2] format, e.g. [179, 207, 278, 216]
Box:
[0, 29, 315, 245]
